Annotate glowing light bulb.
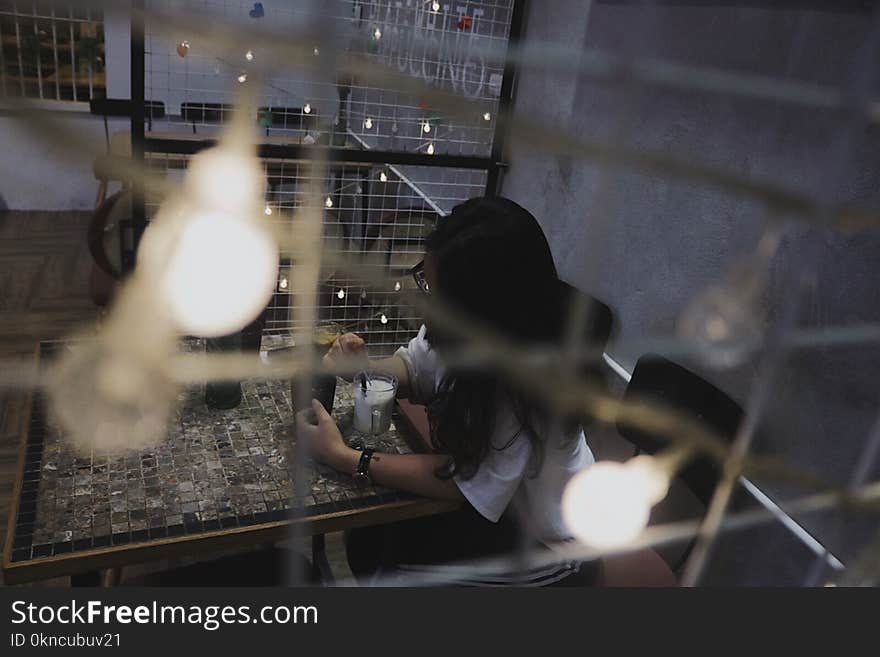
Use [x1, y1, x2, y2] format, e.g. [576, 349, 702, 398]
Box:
[394, 281, 401, 291]
[325, 196, 333, 208]
[303, 103, 311, 114]
[313, 47, 319, 56]
[561, 462, 653, 549]
[427, 142, 434, 155]
[237, 73, 248, 83]
[432, 1, 440, 11]
[337, 288, 345, 300]
[380, 314, 388, 324]
[245, 50, 254, 61]
[423, 121, 431, 133]
[157, 212, 279, 337]
[379, 171, 388, 182]
[279, 277, 288, 290]
[483, 111, 491, 121]
[361, 290, 367, 299]
[364, 117, 373, 129]
[373, 27, 382, 40]
[264, 205, 272, 215]
[176, 40, 190, 58]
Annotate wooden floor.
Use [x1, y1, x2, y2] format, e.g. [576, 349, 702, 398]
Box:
[0, 211, 99, 586]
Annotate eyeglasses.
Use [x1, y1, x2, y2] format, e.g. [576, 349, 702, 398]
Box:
[410, 259, 430, 295]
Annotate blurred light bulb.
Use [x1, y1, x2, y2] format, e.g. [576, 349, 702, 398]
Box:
[158, 212, 278, 337]
[176, 40, 190, 58]
[264, 205, 272, 215]
[364, 117, 373, 129]
[279, 277, 288, 290]
[483, 111, 491, 121]
[373, 27, 382, 40]
[394, 281, 401, 291]
[678, 281, 763, 368]
[432, 1, 440, 11]
[380, 314, 388, 324]
[337, 288, 345, 299]
[361, 290, 368, 299]
[379, 171, 388, 182]
[237, 73, 248, 83]
[313, 47, 319, 56]
[325, 196, 333, 208]
[427, 142, 434, 155]
[245, 50, 254, 61]
[303, 103, 311, 114]
[562, 462, 655, 549]
[423, 121, 431, 133]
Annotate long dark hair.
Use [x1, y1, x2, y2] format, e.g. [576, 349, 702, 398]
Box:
[423, 196, 572, 480]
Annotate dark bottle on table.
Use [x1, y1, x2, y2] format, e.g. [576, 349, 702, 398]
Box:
[205, 331, 243, 410]
[205, 311, 267, 410]
[291, 326, 339, 415]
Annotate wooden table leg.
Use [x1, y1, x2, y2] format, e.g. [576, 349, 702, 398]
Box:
[312, 534, 335, 586]
[101, 567, 122, 587]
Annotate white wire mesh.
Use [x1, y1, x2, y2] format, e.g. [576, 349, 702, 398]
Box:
[145, 150, 487, 356]
[143, 0, 510, 156]
[0, 0, 104, 101]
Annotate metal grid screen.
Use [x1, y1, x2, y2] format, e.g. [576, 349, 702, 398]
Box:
[0, 1, 105, 101]
[145, 151, 487, 356]
[143, 0, 512, 157]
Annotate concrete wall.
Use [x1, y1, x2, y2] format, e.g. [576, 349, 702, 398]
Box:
[501, 1, 880, 573]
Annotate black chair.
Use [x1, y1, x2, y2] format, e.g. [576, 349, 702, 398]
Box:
[615, 354, 745, 569]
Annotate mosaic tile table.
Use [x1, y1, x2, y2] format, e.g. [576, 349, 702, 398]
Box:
[3, 342, 459, 584]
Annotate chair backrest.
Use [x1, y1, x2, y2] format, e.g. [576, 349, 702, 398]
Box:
[616, 354, 743, 505]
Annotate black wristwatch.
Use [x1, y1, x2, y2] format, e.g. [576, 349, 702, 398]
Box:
[354, 449, 375, 485]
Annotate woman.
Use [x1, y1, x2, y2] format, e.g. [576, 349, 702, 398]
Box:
[296, 196, 596, 585]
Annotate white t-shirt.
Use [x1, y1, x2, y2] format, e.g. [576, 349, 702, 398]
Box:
[395, 325, 595, 543]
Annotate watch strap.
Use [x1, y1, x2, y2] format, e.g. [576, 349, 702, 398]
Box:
[355, 448, 375, 483]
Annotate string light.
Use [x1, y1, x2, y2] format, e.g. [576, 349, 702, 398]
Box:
[379, 171, 388, 182]
[264, 205, 272, 215]
[279, 277, 288, 290]
[483, 111, 492, 121]
[432, 1, 440, 11]
[373, 27, 382, 40]
[394, 281, 401, 291]
[337, 288, 346, 300]
[562, 450, 688, 549]
[422, 121, 431, 133]
[361, 290, 368, 300]
[325, 196, 333, 208]
[156, 212, 278, 337]
[380, 314, 388, 324]
[364, 117, 373, 129]
[176, 40, 190, 58]
[313, 47, 319, 56]
[427, 142, 434, 155]
[303, 103, 311, 114]
[245, 50, 254, 61]
[237, 73, 248, 83]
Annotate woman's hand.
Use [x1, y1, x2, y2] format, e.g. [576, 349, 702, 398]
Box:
[295, 399, 358, 472]
[322, 332, 369, 379]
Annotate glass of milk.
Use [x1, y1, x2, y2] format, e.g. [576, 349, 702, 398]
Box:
[353, 371, 398, 435]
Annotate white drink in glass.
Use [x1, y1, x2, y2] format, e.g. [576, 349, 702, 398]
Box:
[353, 375, 397, 434]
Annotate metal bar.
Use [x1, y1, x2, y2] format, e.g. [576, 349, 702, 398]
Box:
[67, 5, 75, 101]
[49, 5, 59, 100]
[486, 0, 527, 196]
[0, 10, 7, 96]
[143, 137, 495, 170]
[14, 6, 25, 96]
[128, 0, 146, 272]
[30, 2, 42, 99]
